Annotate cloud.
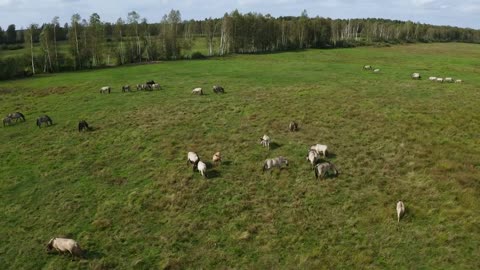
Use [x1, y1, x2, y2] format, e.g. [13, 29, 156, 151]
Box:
[0, 0, 478, 29]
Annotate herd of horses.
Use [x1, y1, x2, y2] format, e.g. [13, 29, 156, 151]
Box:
[3, 113, 55, 128]
[3, 76, 411, 262]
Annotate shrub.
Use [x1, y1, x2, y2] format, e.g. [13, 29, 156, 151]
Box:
[190, 51, 206, 59]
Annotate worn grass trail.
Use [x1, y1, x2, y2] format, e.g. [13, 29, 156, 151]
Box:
[0, 43, 479, 269]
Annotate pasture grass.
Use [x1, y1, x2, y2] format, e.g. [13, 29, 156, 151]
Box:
[0, 42, 479, 269]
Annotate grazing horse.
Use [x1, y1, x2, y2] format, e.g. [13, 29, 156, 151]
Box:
[314, 162, 338, 179]
[187, 152, 200, 171]
[36, 115, 53, 128]
[46, 237, 84, 261]
[396, 201, 405, 222]
[192, 88, 203, 95]
[260, 134, 271, 149]
[78, 120, 91, 132]
[8, 112, 25, 122]
[263, 156, 289, 172]
[3, 116, 12, 127]
[213, 85, 225, 93]
[100, 86, 111, 94]
[122, 85, 131, 92]
[289, 121, 298, 132]
[150, 83, 161, 90]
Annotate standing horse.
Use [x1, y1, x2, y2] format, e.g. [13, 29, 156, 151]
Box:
[213, 85, 225, 93]
[78, 120, 91, 132]
[100, 86, 111, 94]
[3, 116, 12, 127]
[8, 112, 25, 122]
[36, 115, 53, 128]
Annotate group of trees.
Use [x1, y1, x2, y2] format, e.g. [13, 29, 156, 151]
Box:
[1, 9, 480, 80]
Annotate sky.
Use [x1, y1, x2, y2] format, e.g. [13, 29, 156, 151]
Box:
[0, 0, 479, 30]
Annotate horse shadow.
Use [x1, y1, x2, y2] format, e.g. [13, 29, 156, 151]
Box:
[84, 250, 104, 260]
[39, 123, 57, 128]
[269, 142, 281, 150]
[87, 126, 100, 132]
[326, 152, 337, 159]
[221, 160, 232, 166]
[207, 169, 221, 179]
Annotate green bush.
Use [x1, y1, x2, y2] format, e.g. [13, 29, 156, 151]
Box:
[190, 51, 206, 59]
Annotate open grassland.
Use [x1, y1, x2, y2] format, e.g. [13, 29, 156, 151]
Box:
[0, 43, 479, 269]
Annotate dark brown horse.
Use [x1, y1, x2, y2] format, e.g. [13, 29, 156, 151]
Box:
[78, 120, 91, 132]
[37, 115, 53, 128]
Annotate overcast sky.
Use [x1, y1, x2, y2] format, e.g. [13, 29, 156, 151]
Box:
[0, 0, 479, 30]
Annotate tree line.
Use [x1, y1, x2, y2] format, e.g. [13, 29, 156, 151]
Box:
[1, 9, 479, 80]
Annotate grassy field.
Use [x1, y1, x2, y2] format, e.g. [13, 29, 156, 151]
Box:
[0, 43, 479, 269]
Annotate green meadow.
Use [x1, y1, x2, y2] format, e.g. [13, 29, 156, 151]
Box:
[0, 43, 479, 269]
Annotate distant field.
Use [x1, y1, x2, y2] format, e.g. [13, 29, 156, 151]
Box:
[0, 43, 479, 269]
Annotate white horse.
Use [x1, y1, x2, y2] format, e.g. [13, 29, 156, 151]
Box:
[46, 237, 84, 260]
[263, 156, 288, 172]
[306, 150, 319, 168]
[411, 73, 421, 79]
[100, 86, 111, 94]
[310, 144, 328, 157]
[396, 201, 405, 222]
[192, 88, 203, 95]
[260, 135, 271, 149]
[197, 161, 207, 178]
[187, 152, 200, 171]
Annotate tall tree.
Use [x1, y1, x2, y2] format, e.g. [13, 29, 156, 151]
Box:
[24, 24, 38, 75]
[70, 14, 82, 69]
[0, 26, 5, 44]
[6, 24, 16, 44]
[88, 13, 104, 66]
[204, 18, 218, 56]
[114, 18, 126, 64]
[51, 16, 60, 69]
[39, 24, 54, 72]
[127, 11, 141, 62]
